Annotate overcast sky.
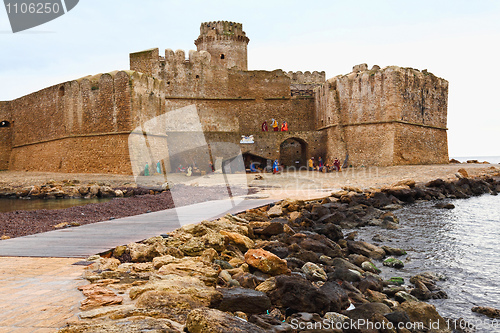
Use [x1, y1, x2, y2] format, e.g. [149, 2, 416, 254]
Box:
[1, 0, 499, 158]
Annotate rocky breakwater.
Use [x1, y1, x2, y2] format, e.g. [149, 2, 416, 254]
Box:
[59, 173, 500, 333]
[0, 179, 166, 200]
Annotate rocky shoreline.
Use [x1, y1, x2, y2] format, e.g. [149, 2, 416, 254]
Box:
[56, 171, 500, 333]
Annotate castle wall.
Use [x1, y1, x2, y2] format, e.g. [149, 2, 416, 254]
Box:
[8, 71, 134, 174]
[393, 124, 448, 165]
[316, 65, 448, 166]
[0, 101, 12, 170]
[128, 69, 322, 169]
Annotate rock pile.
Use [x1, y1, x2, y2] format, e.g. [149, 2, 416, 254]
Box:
[0, 180, 164, 199]
[60, 175, 500, 333]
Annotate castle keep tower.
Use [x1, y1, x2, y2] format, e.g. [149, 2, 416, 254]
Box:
[195, 21, 249, 70]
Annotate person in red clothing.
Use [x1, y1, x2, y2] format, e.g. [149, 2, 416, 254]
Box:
[262, 121, 268, 131]
[281, 121, 288, 131]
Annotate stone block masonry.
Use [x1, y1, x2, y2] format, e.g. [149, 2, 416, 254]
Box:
[1, 21, 449, 174]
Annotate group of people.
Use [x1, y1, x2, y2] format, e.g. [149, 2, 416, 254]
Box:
[143, 161, 163, 176]
[262, 119, 288, 132]
[308, 156, 341, 172]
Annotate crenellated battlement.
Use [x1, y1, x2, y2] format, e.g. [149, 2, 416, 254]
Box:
[196, 21, 248, 41]
[285, 71, 326, 84]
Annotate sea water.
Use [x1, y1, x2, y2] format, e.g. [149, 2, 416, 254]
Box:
[353, 194, 500, 332]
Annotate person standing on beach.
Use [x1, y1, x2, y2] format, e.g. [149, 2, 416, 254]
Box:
[273, 159, 279, 174]
[334, 158, 341, 172]
[308, 157, 314, 171]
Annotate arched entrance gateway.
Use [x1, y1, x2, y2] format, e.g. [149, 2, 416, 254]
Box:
[279, 138, 307, 170]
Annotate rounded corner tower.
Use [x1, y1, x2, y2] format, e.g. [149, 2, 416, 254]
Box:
[195, 21, 249, 71]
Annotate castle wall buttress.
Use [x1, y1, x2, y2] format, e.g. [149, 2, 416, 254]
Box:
[316, 65, 448, 166]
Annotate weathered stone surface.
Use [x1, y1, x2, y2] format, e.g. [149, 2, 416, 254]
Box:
[186, 308, 267, 333]
[268, 275, 330, 314]
[220, 230, 254, 250]
[267, 205, 283, 218]
[347, 240, 386, 260]
[471, 306, 500, 318]
[129, 274, 218, 301]
[244, 249, 290, 276]
[212, 287, 271, 314]
[255, 277, 276, 293]
[157, 257, 219, 286]
[383, 257, 404, 268]
[78, 284, 123, 310]
[301, 262, 327, 281]
[397, 301, 451, 332]
[59, 316, 183, 332]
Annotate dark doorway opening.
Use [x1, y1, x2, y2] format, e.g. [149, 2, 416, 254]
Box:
[280, 138, 307, 169]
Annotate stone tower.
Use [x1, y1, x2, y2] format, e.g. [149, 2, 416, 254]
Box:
[194, 21, 249, 71]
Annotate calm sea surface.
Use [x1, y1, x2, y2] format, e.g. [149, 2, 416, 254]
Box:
[353, 194, 500, 332]
[0, 197, 111, 213]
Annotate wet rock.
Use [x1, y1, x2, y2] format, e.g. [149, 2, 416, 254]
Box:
[268, 275, 331, 314]
[361, 261, 381, 274]
[310, 204, 330, 218]
[387, 277, 405, 286]
[345, 302, 392, 321]
[329, 267, 362, 282]
[471, 306, 500, 318]
[312, 222, 344, 242]
[316, 212, 346, 225]
[186, 308, 267, 333]
[331, 257, 364, 273]
[366, 289, 388, 303]
[395, 291, 419, 303]
[357, 275, 383, 293]
[245, 249, 290, 276]
[384, 311, 411, 326]
[347, 240, 386, 260]
[213, 259, 233, 269]
[434, 203, 455, 209]
[380, 211, 399, 223]
[211, 287, 271, 314]
[381, 246, 406, 256]
[397, 301, 451, 332]
[301, 262, 327, 282]
[383, 257, 404, 268]
[382, 204, 403, 211]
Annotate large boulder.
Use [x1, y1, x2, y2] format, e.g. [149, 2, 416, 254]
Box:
[211, 287, 271, 314]
[397, 301, 451, 333]
[347, 240, 386, 260]
[244, 249, 290, 276]
[186, 308, 267, 333]
[268, 275, 331, 314]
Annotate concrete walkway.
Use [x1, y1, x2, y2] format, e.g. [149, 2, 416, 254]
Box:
[0, 198, 274, 332]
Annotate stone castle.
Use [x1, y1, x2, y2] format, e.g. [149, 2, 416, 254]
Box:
[0, 21, 449, 174]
